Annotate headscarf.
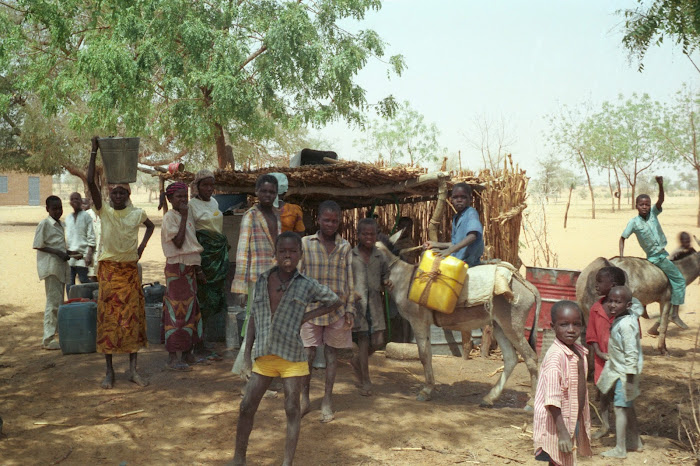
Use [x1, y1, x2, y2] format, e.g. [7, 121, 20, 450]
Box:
[269, 172, 288, 208]
[190, 169, 215, 198]
[108, 183, 131, 194]
[166, 182, 188, 198]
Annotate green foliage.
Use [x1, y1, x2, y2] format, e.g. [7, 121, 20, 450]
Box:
[532, 154, 579, 200]
[0, 0, 405, 171]
[354, 101, 444, 166]
[621, 0, 700, 72]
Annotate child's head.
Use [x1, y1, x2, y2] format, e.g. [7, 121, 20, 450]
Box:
[550, 300, 584, 347]
[397, 216, 413, 239]
[451, 183, 472, 213]
[45, 195, 62, 221]
[275, 231, 303, 273]
[255, 174, 278, 208]
[69, 192, 82, 213]
[595, 266, 626, 297]
[680, 231, 692, 249]
[81, 197, 91, 211]
[318, 200, 341, 239]
[108, 183, 131, 210]
[635, 194, 651, 217]
[605, 286, 633, 318]
[357, 218, 379, 249]
[165, 182, 189, 210]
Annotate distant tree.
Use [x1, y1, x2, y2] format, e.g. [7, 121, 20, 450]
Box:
[546, 103, 598, 218]
[354, 101, 443, 166]
[620, 0, 700, 73]
[0, 0, 405, 172]
[464, 113, 516, 172]
[655, 84, 700, 226]
[532, 154, 578, 202]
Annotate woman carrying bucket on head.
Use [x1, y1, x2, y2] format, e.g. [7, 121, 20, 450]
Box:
[161, 182, 205, 371]
[189, 169, 229, 357]
[88, 136, 155, 389]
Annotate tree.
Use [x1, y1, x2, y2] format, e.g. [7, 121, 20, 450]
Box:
[621, 0, 700, 73]
[655, 84, 700, 226]
[354, 101, 443, 166]
[464, 114, 516, 172]
[0, 0, 405, 172]
[532, 153, 578, 202]
[546, 103, 598, 219]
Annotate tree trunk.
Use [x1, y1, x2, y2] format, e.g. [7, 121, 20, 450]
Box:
[578, 150, 595, 219]
[607, 168, 615, 212]
[631, 157, 638, 209]
[564, 184, 574, 228]
[614, 167, 622, 210]
[215, 123, 231, 169]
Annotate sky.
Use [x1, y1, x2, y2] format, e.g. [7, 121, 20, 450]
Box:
[317, 0, 699, 179]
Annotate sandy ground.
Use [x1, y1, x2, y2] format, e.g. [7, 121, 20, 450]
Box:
[1, 192, 700, 465]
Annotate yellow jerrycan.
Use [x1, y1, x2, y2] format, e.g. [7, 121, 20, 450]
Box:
[408, 250, 469, 314]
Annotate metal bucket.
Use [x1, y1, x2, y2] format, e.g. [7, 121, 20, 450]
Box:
[98, 137, 140, 184]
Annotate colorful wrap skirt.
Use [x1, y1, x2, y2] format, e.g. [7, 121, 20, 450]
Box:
[97, 261, 147, 353]
[195, 229, 229, 321]
[163, 262, 202, 352]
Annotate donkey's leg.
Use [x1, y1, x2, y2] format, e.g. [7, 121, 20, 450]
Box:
[657, 301, 671, 355]
[411, 315, 435, 402]
[500, 322, 538, 408]
[481, 324, 517, 407]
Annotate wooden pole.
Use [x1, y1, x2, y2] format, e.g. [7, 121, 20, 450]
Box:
[427, 174, 449, 242]
[563, 184, 574, 229]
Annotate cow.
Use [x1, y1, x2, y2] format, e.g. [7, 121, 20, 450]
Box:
[576, 236, 700, 354]
[375, 240, 542, 408]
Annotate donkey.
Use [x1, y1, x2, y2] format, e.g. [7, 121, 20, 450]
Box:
[375, 240, 542, 408]
[576, 236, 700, 353]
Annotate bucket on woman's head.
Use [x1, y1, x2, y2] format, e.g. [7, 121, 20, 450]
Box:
[98, 137, 140, 184]
[168, 162, 184, 174]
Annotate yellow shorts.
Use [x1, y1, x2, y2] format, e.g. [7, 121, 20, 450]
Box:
[252, 355, 309, 378]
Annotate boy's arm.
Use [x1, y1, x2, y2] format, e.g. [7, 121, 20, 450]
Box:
[302, 282, 342, 324]
[302, 301, 342, 324]
[619, 236, 626, 257]
[443, 232, 478, 257]
[545, 406, 573, 453]
[85, 216, 95, 266]
[241, 315, 255, 382]
[87, 137, 102, 211]
[591, 342, 608, 361]
[138, 218, 155, 259]
[231, 212, 253, 303]
[656, 176, 664, 210]
[33, 222, 70, 261]
[35, 247, 70, 261]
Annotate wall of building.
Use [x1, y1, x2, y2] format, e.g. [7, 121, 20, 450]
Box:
[0, 172, 53, 206]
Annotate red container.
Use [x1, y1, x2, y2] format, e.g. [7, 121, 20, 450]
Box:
[525, 266, 581, 355]
[168, 162, 184, 174]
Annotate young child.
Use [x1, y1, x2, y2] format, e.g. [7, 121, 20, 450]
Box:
[233, 232, 341, 466]
[232, 174, 281, 374]
[533, 300, 592, 466]
[586, 266, 644, 439]
[161, 182, 205, 371]
[65, 191, 95, 295]
[33, 195, 71, 350]
[88, 136, 155, 389]
[350, 218, 393, 396]
[597, 286, 644, 458]
[620, 176, 687, 332]
[669, 231, 697, 261]
[299, 200, 354, 423]
[424, 182, 484, 267]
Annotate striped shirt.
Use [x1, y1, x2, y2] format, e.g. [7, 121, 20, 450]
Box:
[299, 232, 354, 326]
[251, 267, 340, 362]
[533, 338, 592, 466]
[231, 205, 281, 294]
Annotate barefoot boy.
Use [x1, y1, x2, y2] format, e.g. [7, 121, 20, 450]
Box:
[597, 286, 644, 458]
[33, 195, 71, 350]
[620, 176, 687, 332]
[299, 200, 354, 422]
[533, 300, 592, 466]
[233, 232, 341, 466]
[350, 218, 393, 396]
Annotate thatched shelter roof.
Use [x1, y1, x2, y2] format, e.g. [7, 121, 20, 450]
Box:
[163, 160, 484, 209]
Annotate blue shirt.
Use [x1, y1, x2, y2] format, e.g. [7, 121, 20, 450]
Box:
[621, 205, 667, 258]
[450, 206, 484, 267]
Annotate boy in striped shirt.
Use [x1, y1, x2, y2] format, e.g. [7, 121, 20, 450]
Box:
[533, 301, 592, 466]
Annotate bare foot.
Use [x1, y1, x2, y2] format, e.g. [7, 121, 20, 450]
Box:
[320, 402, 334, 423]
[100, 371, 115, 389]
[591, 427, 609, 440]
[349, 357, 362, 385]
[627, 435, 644, 451]
[671, 315, 689, 330]
[263, 390, 278, 399]
[129, 371, 149, 387]
[358, 384, 372, 397]
[182, 353, 196, 365]
[601, 447, 627, 458]
[647, 322, 660, 336]
[300, 396, 311, 418]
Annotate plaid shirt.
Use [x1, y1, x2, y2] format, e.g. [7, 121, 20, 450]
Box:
[251, 267, 340, 362]
[231, 205, 281, 294]
[299, 232, 354, 325]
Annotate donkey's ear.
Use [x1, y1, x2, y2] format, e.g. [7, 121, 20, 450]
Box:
[695, 235, 700, 248]
[389, 229, 403, 245]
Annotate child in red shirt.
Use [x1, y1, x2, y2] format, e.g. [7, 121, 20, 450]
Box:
[586, 266, 643, 440]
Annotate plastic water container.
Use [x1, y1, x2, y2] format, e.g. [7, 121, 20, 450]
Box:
[226, 306, 245, 349]
[98, 137, 140, 184]
[205, 311, 226, 343]
[409, 250, 469, 314]
[67, 282, 99, 300]
[58, 302, 97, 354]
[145, 304, 163, 345]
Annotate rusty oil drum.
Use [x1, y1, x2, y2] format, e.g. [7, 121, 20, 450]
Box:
[525, 266, 581, 355]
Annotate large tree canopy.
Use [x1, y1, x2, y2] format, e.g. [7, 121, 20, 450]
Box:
[0, 0, 404, 172]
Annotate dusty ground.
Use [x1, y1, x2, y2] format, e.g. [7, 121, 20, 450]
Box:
[1, 192, 700, 465]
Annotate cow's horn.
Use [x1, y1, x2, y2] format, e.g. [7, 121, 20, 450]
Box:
[389, 229, 403, 245]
